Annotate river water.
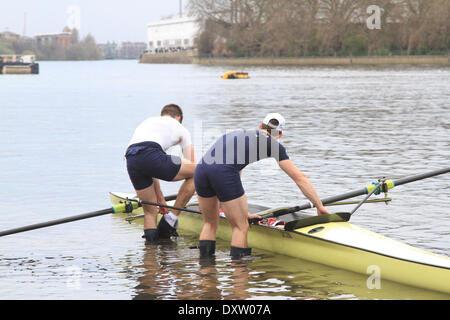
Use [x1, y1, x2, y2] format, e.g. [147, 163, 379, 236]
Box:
[0, 60, 449, 300]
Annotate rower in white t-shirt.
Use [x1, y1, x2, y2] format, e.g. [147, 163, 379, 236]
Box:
[127, 115, 192, 153]
[125, 104, 196, 243]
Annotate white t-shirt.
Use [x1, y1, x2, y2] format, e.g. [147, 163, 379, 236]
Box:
[127, 116, 192, 151]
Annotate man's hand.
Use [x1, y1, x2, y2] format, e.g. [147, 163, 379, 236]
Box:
[248, 212, 262, 220]
[247, 213, 263, 225]
[157, 194, 169, 214]
[317, 206, 331, 216]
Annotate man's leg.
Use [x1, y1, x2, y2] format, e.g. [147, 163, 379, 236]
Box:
[157, 159, 197, 238]
[199, 195, 220, 241]
[198, 195, 220, 258]
[170, 159, 196, 216]
[136, 184, 159, 243]
[220, 194, 251, 258]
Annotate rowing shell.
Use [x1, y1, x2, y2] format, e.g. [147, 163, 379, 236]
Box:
[110, 192, 450, 294]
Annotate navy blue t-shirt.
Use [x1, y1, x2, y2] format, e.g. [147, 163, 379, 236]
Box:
[200, 130, 289, 171]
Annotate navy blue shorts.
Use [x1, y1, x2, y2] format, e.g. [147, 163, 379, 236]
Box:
[194, 163, 245, 202]
[125, 142, 182, 190]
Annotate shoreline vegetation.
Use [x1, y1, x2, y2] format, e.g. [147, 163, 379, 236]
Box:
[187, 0, 449, 61]
[140, 52, 449, 66]
[201, 54, 449, 66]
[0, 28, 102, 61]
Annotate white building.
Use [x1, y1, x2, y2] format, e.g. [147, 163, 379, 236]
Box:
[146, 15, 200, 53]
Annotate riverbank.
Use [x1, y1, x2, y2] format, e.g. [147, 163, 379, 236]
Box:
[139, 51, 196, 64]
[140, 53, 449, 66]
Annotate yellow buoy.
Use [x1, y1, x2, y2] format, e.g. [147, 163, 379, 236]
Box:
[221, 70, 249, 79]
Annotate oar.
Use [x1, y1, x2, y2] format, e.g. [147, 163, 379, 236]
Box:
[124, 199, 265, 224]
[281, 167, 449, 231]
[127, 198, 201, 215]
[263, 167, 450, 221]
[0, 195, 178, 238]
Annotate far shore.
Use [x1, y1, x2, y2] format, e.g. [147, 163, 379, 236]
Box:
[139, 53, 450, 66]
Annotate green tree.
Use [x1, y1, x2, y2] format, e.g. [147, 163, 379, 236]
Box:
[0, 41, 15, 54]
[344, 34, 369, 56]
[82, 34, 102, 60]
[71, 28, 80, 45]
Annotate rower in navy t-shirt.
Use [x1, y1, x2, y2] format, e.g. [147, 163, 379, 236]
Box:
[194, 113, 331, 259]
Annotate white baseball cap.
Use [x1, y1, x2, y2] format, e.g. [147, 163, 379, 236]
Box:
[262, 113, 286, 132]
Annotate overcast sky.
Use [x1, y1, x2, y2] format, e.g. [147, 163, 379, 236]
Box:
[0, 0, 185, 43]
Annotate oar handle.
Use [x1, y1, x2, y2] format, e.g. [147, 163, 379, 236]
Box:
[262, 206, 302, 219]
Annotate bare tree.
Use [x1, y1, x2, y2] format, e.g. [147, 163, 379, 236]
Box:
[318, 0, 361, 55]
[188, 0, 449, 57]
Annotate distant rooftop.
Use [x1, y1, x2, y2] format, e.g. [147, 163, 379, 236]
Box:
[34, 32, 71, 37]
[147, 14, 198, 27]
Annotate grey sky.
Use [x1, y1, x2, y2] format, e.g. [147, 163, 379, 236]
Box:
[0, 0, 185, 43]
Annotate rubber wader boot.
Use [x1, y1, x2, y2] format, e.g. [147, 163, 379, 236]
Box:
[199, 240, 216, 258]
[230, 246, 252, 259]
[142, 228, 159, 244]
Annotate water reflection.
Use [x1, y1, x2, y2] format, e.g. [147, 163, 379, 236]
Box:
[133, 240, 254, 300]
[130, 236, 450, 300]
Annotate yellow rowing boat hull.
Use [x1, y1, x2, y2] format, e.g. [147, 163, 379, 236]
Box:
[110, 192, 450, 294]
